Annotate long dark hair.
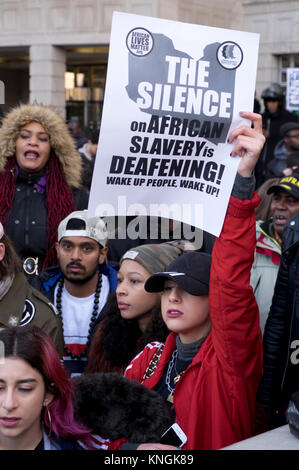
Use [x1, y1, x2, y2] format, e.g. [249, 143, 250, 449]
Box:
[0, 233, 21, 279]
[85, 292, 168, 374]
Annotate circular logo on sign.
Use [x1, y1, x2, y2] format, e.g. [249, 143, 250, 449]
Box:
[217, 41, 243, 70]
[126, 27, 154, 57]
[20, 299, 36, 327]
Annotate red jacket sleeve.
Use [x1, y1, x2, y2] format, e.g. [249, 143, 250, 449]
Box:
[124, 341, 164, 382]
[209, 193, 263, 380]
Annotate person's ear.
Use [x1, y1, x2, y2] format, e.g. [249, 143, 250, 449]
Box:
[0, 243, 5, 262]
[98, 246, 108, 264]
[55, 242, 60, 259]
[43, 381, 56, 408]
[43, 392, 54, 408]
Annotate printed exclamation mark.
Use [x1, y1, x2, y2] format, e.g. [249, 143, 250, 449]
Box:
[216, 164, 225, 185]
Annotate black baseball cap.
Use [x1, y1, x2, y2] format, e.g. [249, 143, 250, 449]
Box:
[267, 174, 299, 199]
[144, 252, 211, 296]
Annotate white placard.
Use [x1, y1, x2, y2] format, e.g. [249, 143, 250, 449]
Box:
[88, 11, 260, 237]
[286, 68, 299, 111]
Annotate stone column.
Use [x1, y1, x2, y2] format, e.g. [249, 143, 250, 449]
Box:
[29, 45, 66, 119]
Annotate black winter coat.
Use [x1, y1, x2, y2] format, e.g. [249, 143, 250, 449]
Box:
[6, 170, 89, 276]
[257, 212, 299, 425]
[255, 108, 298, 188]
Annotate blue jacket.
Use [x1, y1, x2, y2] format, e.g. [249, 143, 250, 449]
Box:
[35, 263, 118, 302]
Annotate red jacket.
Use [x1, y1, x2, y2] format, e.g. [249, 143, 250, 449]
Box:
[125, 194, 263, 450]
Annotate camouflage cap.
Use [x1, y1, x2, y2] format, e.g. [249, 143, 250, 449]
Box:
[58, 210, 108, 247]
[120, 242, 184, 275]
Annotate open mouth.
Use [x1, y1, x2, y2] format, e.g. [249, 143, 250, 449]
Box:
[24, 150, 39, 159]
[273, 214, 287, 224]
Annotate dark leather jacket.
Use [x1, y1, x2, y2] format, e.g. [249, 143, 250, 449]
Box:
[257, 212, 299, 424]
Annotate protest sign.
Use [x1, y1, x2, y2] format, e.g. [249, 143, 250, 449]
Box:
[286, 68, 299, 112]
[88, 11, 260, 237]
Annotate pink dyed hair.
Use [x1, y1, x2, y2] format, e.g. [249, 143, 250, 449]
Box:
[0, 326, 94, 448]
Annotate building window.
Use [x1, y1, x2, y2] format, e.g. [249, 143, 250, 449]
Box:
[278, 54, 299, 89]
[65, 64, 107, 130]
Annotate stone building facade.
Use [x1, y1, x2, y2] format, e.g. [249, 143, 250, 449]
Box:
[243, 0, 299, 102]
[0, 0, 296, 123]
[0, 0, 243, 123]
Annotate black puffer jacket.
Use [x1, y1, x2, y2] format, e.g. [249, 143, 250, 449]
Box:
[6, 170, 88, 276]
[257, 212, 299, 426]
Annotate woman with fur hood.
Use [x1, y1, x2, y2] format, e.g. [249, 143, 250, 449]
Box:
[0, 103, 88, 281]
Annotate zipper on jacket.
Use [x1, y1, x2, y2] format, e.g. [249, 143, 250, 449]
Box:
[259, 225, 281, 251]
[24, 183, 31, 248]
[280, 297, 296, 392]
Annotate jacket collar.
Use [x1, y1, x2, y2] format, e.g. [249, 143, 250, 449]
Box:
[256, 220, 281, 253]
[282, 213, 299, 256]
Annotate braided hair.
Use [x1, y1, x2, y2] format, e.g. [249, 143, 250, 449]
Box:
[0, 157, 16, 227]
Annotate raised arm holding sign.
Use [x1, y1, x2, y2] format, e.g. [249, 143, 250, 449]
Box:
[120, 112, 266, 450]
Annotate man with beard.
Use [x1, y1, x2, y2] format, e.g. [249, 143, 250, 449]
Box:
[37, 210, 118, 376]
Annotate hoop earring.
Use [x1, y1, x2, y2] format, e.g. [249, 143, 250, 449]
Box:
[45, 406, 52, 437]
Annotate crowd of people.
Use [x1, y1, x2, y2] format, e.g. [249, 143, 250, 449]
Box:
[0, 89, 299, 451]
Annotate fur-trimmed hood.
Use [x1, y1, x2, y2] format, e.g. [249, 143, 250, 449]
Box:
[0, 103, 82, 188]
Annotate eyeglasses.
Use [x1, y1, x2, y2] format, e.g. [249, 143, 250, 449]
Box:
[286, 134, 299, 139]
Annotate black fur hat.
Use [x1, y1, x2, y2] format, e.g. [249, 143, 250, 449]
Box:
[72, 373, 174, 443]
